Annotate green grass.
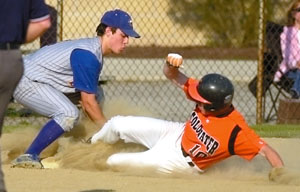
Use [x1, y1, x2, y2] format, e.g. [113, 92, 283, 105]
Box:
[251, 124, 300, 138]
[3, 120, 300, 138]
[3, 122, 40, 133]
[5, 107, 41, 117]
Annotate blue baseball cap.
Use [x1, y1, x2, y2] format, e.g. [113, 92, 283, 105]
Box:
[101, 9, 140, 38]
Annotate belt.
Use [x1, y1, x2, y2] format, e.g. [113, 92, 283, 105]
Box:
[181, 145, 195, 167]
[181, 145, 204, 173]
[0, 43, 20, 50]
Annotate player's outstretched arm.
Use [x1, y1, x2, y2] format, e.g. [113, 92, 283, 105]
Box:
[80, 92, 107, 127]
[259, 144, 290, 182]
[259, 144, 284, 168]
[163, 53, 188, 89]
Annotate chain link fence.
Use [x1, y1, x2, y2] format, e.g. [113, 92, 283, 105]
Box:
[11, 0, 300, 126]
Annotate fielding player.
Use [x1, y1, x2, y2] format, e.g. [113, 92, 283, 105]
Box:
[91, 53, 284, 176]
[11, 9, 140, 169]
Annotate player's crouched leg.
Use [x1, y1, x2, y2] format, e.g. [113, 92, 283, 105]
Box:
[91, 115, 125, 144]
[106, 153, 132, 170]
[106, 153, 146, 171]
[11, 107, 79, 169]
[106, 151, 159, 173]
[55, 105, 80, 132]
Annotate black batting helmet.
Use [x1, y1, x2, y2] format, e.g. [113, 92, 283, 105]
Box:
[188, 73, 234, 111]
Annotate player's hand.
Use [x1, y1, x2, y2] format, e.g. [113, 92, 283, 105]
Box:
[166, 53, 183, 68]
[268, 167, 285, 181]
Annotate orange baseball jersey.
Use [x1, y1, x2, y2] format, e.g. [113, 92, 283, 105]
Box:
[181, 78, 266, 170]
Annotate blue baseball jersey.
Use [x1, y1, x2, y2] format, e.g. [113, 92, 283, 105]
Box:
[23, 37, 103, 93]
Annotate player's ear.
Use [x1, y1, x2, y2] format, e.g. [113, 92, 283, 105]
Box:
[104, 27, 113, 37]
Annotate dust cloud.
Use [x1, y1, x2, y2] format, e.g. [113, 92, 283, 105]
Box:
[1, 98, 153, 169]
[1, 98, 300, 188]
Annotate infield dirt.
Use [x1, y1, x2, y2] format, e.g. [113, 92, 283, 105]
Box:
[1, 99, 300, 192]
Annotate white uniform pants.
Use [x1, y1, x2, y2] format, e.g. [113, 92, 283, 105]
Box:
[91, 116, 203, 175]
[13, 76, 79, 131]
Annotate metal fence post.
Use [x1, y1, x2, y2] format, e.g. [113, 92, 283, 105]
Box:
[57, 0, 64, 41]
[257, 0, 266, 124]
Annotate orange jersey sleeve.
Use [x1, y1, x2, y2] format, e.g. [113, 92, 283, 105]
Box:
[229, 113, 266, 160]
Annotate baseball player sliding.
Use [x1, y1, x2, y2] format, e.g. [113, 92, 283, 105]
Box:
[91, 53, 284, 177]
[11, 9, 140, 169]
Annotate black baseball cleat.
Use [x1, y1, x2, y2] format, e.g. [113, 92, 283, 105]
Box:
[80, 137, 92, 144]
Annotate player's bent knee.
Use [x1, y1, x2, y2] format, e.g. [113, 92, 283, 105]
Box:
[109, 115, 132, 131]
[94, 116, 124, 143]
[61, 116, 79, 131]
[55, 107, 80, 131]
[109, 115, 123, 126]
[109, 115, 123, 123]
[91, 116, 131, 144]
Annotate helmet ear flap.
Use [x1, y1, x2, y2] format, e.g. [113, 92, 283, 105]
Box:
[203, 103, 222, 112]
[203, 103, 215, 111]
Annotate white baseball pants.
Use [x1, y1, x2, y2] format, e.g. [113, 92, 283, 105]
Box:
[91, 115, 203, 175]
[13, 76, 79, 131]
